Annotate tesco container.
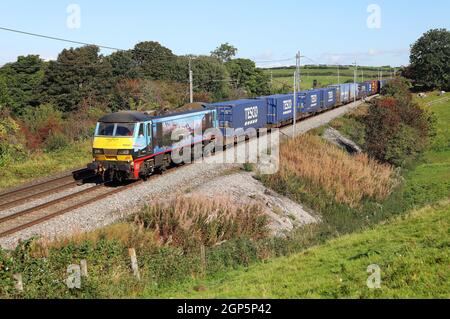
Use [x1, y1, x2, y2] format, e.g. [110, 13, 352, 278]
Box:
[262, 94, 294, 125]
[349, 83, 358, 101]
[330, 83, 357, 105]
[298, 89, 322, 113]
[206, 99, 268, 136]
[320, 87, 337, 109]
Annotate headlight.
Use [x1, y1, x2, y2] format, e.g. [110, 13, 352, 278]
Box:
[93, 149, 104, 155]
[117, 149, 131, 155]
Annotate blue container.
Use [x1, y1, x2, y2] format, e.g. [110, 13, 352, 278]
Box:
[298, 89, 322, 113]
[320, 87, 337, 109]
[261, 94, 294, 125]
[330, 83, 354, 105]
[206, 99, 268, 135]
[357, 82, 369, 98]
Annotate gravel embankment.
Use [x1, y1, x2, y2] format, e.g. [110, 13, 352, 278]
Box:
[0, 98, 371, 249]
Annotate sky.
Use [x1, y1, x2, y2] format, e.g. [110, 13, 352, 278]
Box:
[0, 0, 449, 67]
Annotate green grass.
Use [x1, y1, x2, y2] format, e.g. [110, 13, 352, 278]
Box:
[264, 66, 392, 91]
[401, 94, 450, 207]
[0, 139, 92, 190]
[149, 201, 450, 299]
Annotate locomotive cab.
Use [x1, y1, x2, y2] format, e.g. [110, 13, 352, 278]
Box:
[88, 112, 153, 181]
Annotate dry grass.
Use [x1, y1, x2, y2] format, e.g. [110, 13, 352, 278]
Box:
[267, 134, 397, 207]
[134, 196, 269, 249]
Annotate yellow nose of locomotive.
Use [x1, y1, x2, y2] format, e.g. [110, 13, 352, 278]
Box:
[92, 137, 134, 161]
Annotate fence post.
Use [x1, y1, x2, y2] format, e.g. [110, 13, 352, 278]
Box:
[128, 248, 141, 281]
[200, 244, 206, 278]
[13, 273, 23, 292]
[80, 259, 88, 277]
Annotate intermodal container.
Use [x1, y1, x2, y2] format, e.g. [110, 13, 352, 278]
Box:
[349, 83, 358, 101]
[206, 99, 268, 136]
[262, 94, 294, 125]
[320, 87, 337, 109]
[329, 84, 349, 105]
[298, 89, 322, 113]
[371, 80, 379, 95]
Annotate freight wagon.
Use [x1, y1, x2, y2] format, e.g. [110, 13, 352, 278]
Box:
[262, 94, 295, 126]
[298, 89, 322, 113]
[206, 99, 268, 136]
[329, 83, 352, 105]
[320, 87, 337, 109]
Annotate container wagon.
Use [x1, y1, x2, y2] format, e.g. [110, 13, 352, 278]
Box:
[206, 99, 268, 137]
[262, 94, 295, 127]
[329, 83, 352, 105]
[298, 89, 322, 113]
[320, 87, 337, 110]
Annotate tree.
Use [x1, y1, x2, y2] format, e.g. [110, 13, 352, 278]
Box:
[225, 59, 270, 96]
[106, 50, 140, 79]
[132, 41, 176, 80]
[409, 28, 450, 90]
[211, 43, 238, 63]
[174, 56, 230, 99]
[0, 55, 46, 114]
[41, 45, 113, 113]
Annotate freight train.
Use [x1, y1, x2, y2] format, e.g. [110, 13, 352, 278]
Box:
[88, 79, 389, 181]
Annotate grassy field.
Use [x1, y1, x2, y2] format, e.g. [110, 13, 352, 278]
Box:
[264, 66, 394, 91]
[153, 201, 450, 299]
[0, 139, 92, 191]
[402, 93, 450, 207]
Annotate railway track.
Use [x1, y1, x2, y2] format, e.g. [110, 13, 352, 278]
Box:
[0, 169, 95, 211]
[0, 180, 142, 238]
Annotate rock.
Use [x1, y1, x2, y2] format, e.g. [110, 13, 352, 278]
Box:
[322, 127, 363, 155]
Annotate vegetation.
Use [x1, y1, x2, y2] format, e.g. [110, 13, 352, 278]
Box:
[365, 78, 436, 167]
[0, 92, 448, 299]
[407, 28, 450, 91]
[0, 196, 270, 298]
[264, 134, 396, 207]
[0, 42, 270, 189]
[155, 201, 450, 299]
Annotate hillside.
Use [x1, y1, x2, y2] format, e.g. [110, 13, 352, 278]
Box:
[151, 201, 450, 299]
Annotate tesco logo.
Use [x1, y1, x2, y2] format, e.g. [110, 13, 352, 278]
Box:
[283, 100, 292, 110]
[245, 106, 259, 120]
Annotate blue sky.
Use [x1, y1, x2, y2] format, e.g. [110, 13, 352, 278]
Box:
[0, 0, 449, 67]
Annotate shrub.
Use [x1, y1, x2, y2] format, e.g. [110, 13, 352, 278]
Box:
[44, 131, 71, 152]
[132, 196, 269, 250]
[365, 88, 435, 167]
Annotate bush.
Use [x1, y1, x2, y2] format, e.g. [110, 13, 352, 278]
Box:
[365, 83, 435, 167]
[44, 131, 71, 152]
[132, 196, 269, 250]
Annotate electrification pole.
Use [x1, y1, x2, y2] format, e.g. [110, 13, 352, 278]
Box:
[189, 57, 194, 104]
[353, 60, 357, 105]
[293, 51, 300, 138]
[337, 64, 340, 85]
